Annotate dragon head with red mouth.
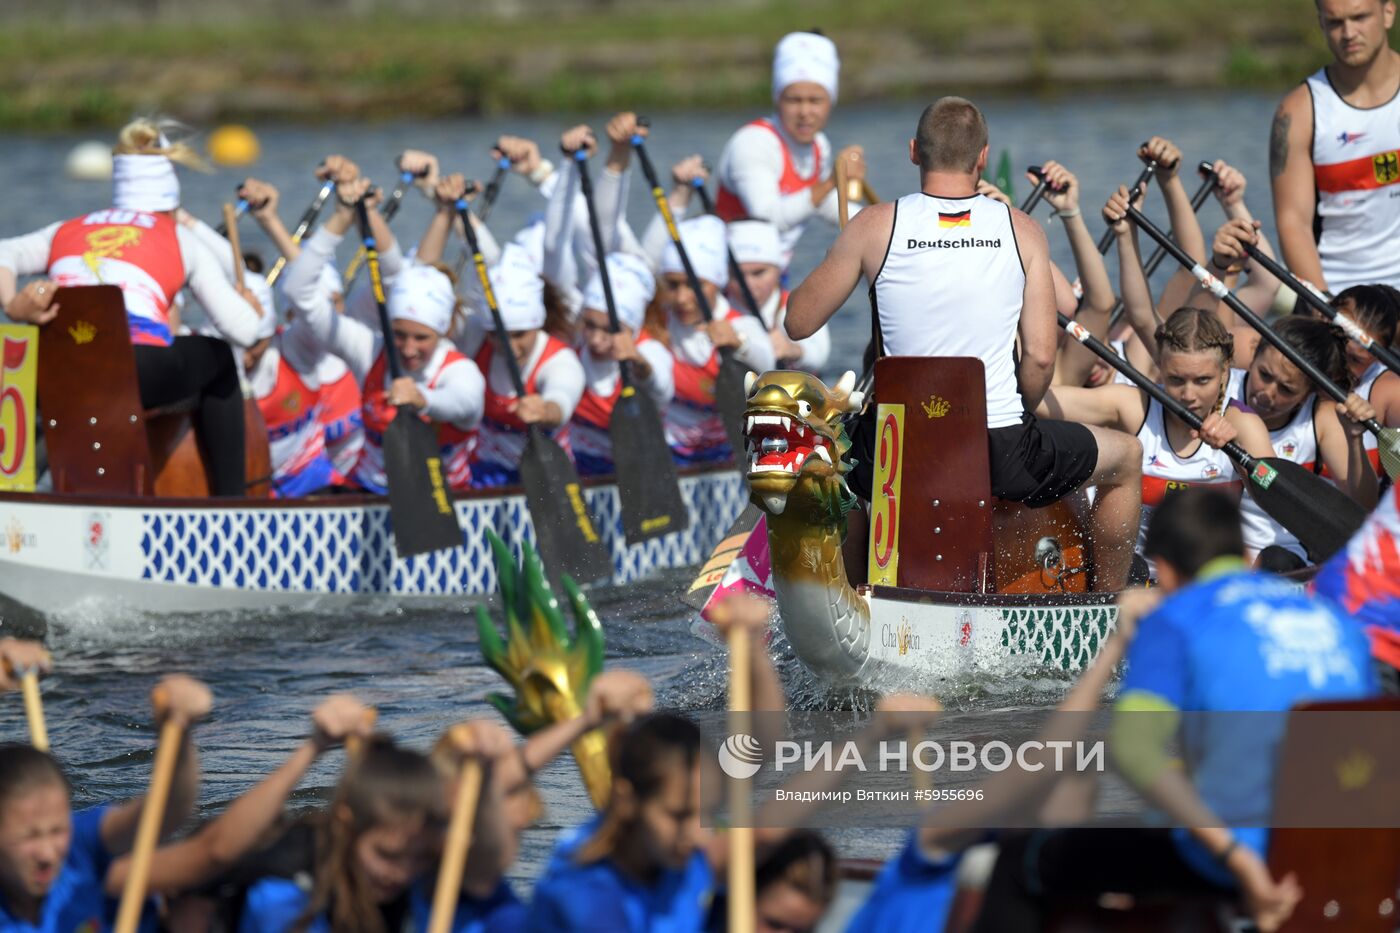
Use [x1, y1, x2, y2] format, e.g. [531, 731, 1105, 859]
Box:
[742, 369, 863, 516]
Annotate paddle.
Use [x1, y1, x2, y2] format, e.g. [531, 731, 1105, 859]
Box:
[428, 754, 484, 933]
[836, 154, 852, 231]
[994, 149, 1016, 203]
[630, 127, 749, 458]
[354, 199, 465, 558]
[1127, 202, 1400, 482]
[727, 621, 756, 933]
[343, 170, 418, 288]
[113, 687, 187, 933]
[456, 200, 612, 585]
[572, 146, 690, 543]
[1242, 242, 1400, 379]
[222, 203, 247, 281]
[1020, 166, 1051, 214]
[214, 194, 247, 237]
[1095, 149, 1157, 254]
[478, 155, 513, 223]
[265, 179, 336, 286]
[691, 178, 765, 321]
[1058, 311, 1367, 562]
[20, 668, 48, 751]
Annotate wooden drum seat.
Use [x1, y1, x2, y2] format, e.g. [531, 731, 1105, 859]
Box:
[38, 286, 270, 498]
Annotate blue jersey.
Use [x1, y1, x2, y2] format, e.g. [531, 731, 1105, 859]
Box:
[845, 831, 961, 933]
[0, 806, 112, 933]
[526, 817, 714, 933]
[238, 875, 521, 933]
[1119, 565, 1376, 882]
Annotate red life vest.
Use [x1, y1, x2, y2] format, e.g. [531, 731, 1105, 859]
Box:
[46, 209, 185, 346]
[475, 335, 574, 442]
[672, 305, 745, 412]
[572, 332, 657, 430]
[360, 350, 476, 490]
[715, 119, 824, 222]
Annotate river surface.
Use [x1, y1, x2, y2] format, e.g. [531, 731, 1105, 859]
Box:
[0, 91, 1279, 880]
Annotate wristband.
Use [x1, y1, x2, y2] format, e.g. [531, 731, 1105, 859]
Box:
[528, 160, 555, 186]
[1054, 207, 1081, 219]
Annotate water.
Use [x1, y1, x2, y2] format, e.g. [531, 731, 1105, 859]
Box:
[0, 90, 1275, 879]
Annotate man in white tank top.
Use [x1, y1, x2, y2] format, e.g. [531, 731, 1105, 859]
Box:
[787, 96, 1144, 591]
[1271, 0, 1400, 292]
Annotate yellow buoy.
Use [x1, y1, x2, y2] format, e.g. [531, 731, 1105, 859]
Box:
[65, 141, 113, 181]
[208, 125, 261, 167]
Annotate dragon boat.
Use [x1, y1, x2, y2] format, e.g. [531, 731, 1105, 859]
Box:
[0, 286, 746, 619]
[733, 360, 1118, 688]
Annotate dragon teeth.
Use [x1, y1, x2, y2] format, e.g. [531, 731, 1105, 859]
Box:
[796, 425, 805, 437]
[781, 416, 791, 431]
[814, 446, 832, 464]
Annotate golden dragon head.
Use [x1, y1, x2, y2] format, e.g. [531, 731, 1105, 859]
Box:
[743, 369, 863, 516]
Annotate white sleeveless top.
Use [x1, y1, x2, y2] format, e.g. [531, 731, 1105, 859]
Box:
[1230, 370, 1319, 559]
[1108, 339, 1135, 386]
[1357, 359, 1386, 466]
[1136, 394, 1242, 557]
[873, 193, 1026, 428]
[1306, 67, 1400, 291]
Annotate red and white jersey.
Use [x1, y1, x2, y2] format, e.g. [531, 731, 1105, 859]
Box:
[665, 300, 762, 458]
[1306, 67, 1400, 291]
[316, 354, 364, 482]
[1231, 370, 1320, 559]
[473, 334, 581, 470]
[46, 209, 185, 346]
[251, 341, 329, 496]
[355, 347, 478, 494]
[570, 335, 675, 466]
[1137, 396, 1242, 555]
[715, 117, 830, 264]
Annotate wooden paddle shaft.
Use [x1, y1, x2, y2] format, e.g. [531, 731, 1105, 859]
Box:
[727, 625, 756, 933]
[427, 760, 484, 933]
[836, 156, 851, 231]
[114, 718, 185, 933]
[223, 204, 245, 281]
[21, 671, 48, 752]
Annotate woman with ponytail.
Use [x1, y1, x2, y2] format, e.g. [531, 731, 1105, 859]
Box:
[1327, 285, 1400, 479]
[0, 118, 266, 495]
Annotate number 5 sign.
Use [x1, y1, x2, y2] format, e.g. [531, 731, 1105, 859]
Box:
[0, 325, 38, 491]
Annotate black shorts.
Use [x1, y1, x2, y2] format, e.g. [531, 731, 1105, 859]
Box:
[848, 411, 1097, 509]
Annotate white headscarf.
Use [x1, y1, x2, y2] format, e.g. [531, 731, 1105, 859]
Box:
[582, 252, 656, 333]
[389, 264, 457, 335]
[772, 32, 840, 103]
[660, 215, 729, 289]
[726, 220, 783, 268]
[111, 151, 180, 212]
[488, 244, 547, 331]
[247, 270, 278, 341]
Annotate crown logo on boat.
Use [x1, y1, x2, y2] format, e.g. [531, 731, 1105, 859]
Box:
[921, 395, 951, 419]
[68, 321, 97, 345]
[1336, 749, 1374, 791]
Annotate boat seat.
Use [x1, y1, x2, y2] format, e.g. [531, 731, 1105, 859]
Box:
[39, 286, 270, 497]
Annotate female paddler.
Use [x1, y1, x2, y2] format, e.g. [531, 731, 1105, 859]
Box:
[714, 30, 866, 270]
[0, 118, 265, 496]
[284, 161, 485, 494]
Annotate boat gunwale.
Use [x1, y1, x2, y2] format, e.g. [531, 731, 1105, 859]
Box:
[865, 583, 1118, 609]
[0, 462, 738, 511]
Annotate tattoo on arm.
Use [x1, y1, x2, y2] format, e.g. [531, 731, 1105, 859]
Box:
[1270, 110, 1292, 179]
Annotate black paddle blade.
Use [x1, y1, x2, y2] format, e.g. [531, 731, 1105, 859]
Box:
[1378, 426, 1400, 482]
[610, 388, 690, 543]
[716, 350, 750, 460]
[520, 430, 613, 585]
[1246, 457, 1368, 563]
[383, 409, 464, 557]
[682, 503, 763, 612]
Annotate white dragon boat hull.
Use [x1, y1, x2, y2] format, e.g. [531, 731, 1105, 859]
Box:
[0, 466, 745, 617]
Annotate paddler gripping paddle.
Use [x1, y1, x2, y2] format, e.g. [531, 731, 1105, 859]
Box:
[343, 169, 419, 287]
[572, 145, 690, 544]
[456, 199, 612, 585]
[1128, 203, 1400, 483]
[1058, 312, 1366, 562]
[692, 177, 767, 324]
[354, 199, 464, 558]
[630, 122, 750, 457]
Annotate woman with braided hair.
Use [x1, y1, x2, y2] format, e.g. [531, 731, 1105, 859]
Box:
[1038, 307, 1276, 572]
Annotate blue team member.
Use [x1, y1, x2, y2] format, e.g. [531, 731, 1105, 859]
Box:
[971, 488, 1377, 933]
[0, 666, 210, 933]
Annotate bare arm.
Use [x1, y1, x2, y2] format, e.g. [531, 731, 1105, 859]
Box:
[1037, 384, 1142, 433]
[1316, 399, 1380, 509]
[1270, 87, 1326, 290]
[1014, 210, 1057, 410]
[785, 202, 892, 340]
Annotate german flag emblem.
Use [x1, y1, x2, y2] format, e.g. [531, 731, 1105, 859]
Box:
[938, 210, 972, 228]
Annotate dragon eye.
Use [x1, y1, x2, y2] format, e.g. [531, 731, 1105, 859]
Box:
[796, 400, 813, 418]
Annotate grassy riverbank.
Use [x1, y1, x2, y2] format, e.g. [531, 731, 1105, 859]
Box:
[0, 0, 1332, 129]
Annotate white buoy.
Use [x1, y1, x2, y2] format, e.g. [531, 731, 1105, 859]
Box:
[66, 141, 112, 181]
